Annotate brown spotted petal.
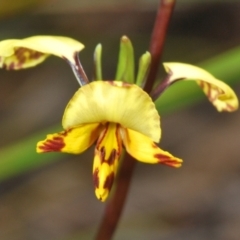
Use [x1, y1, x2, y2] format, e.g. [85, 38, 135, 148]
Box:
[163, 62, 238, 112]
[0, 36, 84, 70]
[37, 123, 101, 154]
[121, 127, 182, 168]
[93, 123, 122, 202]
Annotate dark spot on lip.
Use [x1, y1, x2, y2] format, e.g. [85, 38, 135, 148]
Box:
[103, 172, 115, 190]
[154, 153, 182, 167]
[39, 136, 65, 152]
[99, 147, 117, 165]
[93, 168, 99, 188]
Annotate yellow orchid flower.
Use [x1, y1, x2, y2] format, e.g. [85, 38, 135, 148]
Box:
[156, 62, 238, 112]
[37, 81, 182, 201]
[0, 35, 84, 70]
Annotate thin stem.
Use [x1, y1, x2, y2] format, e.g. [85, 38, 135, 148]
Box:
[95, 1, 176, 239]
[144, 0, 176, 93]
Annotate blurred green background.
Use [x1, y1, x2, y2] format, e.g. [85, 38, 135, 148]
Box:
[0, 0, 240, 239]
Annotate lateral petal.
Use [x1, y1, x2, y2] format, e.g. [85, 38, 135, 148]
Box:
[63, 81, 161, 143]
[37, 123, 101, 154]
[121, 128, 182, 168]
[0, 36, 84, 70]
[93, 123, 122, 201]
[163, 62, 238, 112]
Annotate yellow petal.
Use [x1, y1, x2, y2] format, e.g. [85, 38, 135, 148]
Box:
[163, 62, 238, 112]
[121, 127, 182, 168]
[93, 123, 122, 201]
[63, 81, 161, 143]
[37, 123, 101, 154]
[0, 36, 84, 70]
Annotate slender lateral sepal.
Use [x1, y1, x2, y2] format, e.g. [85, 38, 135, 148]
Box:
[115, 36, 135, 83]
[94, 44, 103, 80]
[136, 51, 151, 87]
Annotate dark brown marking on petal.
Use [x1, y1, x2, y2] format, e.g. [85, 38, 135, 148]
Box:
[99, 147, 117, 165]
[97, 123, 109, 146]
[13, 47, 45, 68]
[199, 81, 224, 102]
[154, 153, 181, 168]
[96, 123, 122, 165]
[93, 168, 99, 188]
[30, 51, 43, 59]
[89, 124, 102, 146]
[39, 136, 65, 152]
[103, 172, 115, 190]
[115, 123, 122, 152]
[99, 147, 106, 162]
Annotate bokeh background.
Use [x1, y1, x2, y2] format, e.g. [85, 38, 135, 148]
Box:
[0, 0, 240, 239]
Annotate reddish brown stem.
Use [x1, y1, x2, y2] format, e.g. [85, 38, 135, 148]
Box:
[95, 1, 176, 239]
[144, 0, 176, 93]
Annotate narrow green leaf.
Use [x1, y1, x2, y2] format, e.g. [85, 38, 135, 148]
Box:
[0, 125, 63, 181]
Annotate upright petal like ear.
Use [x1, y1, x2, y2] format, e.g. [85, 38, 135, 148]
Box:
[0, 36, 84, 70]
[163, 62, 238, 112]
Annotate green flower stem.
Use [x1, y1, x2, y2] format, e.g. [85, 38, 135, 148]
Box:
[95, 1, 177, 240]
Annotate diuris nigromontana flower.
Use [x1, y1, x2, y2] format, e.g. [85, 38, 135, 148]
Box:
[0, 35, 238, 202]
[37, 81, 182, 201]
